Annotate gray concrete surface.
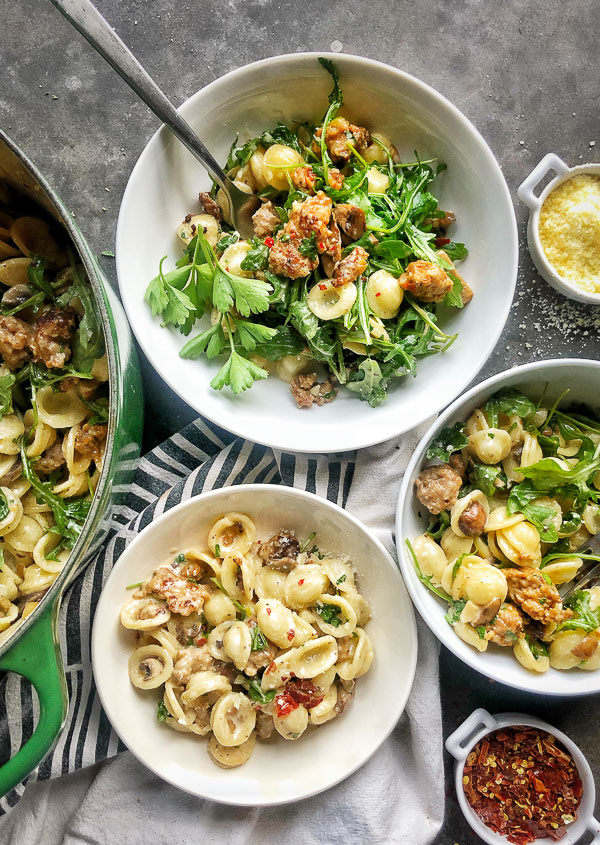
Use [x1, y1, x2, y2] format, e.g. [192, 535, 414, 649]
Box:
[2, 0, 600, 840]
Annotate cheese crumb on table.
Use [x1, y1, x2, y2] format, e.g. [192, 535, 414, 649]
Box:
[538, 173, 600, 293]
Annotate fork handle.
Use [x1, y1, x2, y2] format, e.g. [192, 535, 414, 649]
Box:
[49, 0, 230, 193]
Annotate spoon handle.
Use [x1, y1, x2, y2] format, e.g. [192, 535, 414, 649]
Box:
[49, 0, 229, 192]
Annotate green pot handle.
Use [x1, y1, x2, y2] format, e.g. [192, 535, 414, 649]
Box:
[0, 600, 68, 798]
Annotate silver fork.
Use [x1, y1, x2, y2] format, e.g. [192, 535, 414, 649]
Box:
[559, 532, 600, 601]
[49, 0, 261, 237]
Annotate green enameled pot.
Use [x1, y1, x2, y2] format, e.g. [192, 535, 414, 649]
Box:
[0, 130, 143, 797]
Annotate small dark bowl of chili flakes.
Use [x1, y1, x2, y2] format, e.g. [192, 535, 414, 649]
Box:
[446, 709, 600, 845]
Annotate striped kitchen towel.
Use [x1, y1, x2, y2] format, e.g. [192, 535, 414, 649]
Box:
[0, 415, 443, 845]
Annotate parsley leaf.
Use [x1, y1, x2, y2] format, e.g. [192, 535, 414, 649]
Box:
[445, 599, 466, 625]
[313, 601, 345, 627]
[298, 233, 318, 261]
[157, 701, 169, 722]
[426, 421, 469, 462]
[210, 346, 268, 394]
[240, 240, 270, 272]
[240, 674, 276, 705]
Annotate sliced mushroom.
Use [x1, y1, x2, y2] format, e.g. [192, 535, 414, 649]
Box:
[1, 284, 33, 311]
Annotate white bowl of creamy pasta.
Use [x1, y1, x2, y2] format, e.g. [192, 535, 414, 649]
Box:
[396, 358, 600, 696]
[92, 484, 417, 804]
[116, 51, 517, 453]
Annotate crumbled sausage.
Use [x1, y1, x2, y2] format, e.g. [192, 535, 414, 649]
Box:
[198, 191, 221, 221]
[323, 219, 342, 263]
[334, 681, 355, 715]
[288, 192, 333, 241]
[290, 372, 337, 408]
[171, 646, 213, 685]
[259, 531, 300, 567]
[59, 376, 100, 400]
[252, 201, 280, 237]
[255, 711, 275, 739]
[571, 631, 600, 661]
[486, 602, 524, 646]
[333, 204, 366, 242]
[0, 315, 33, 369]
[414, 464, 462, 514]
[244, 640, 278, 676]
[457, 499, 487, 537]
[503, 568, 573, 626]
[426, 211, 456, 230]
[73, 423, 108, 463]
[144, 566, 209, 616]
[313, 118, 371, 163]
[30, 307, 76, 369]
[436, 249, 473, 305]
[268, 236, 318, 279]
[448, 452, 466, 479]
[291, 166, 317, 194]
[327, 168, 345, 190]
[331, 245, 369, 288]
[399, 261, 452, 303]
[36, 441, 66, 475]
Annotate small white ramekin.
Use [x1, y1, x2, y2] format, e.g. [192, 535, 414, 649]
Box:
[446, 708, 600, 845]
[517, 153, 600, 305]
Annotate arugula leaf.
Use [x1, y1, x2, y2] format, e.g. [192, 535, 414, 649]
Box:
[210, 347, 268, 394]
[313, 601, 345, 627]
[209, 576, 248, 617]
[157, 701, 169, 722]
[216, 232, 240, 251]
[440, 242, 468, 262]
[81, 396, 109, 425]
[250, 626, 268, 651]
[27, 256, 54, 298]
[558, 590, 600, 634]
[0, 372, 15, 419]
[318, 57, 342, 108]
[374, 239, 413, 260]
[507, 481, 558, 542]
[484, 390, 537, 427]
[519, 455, 600, 500]
[253, 325, 305, 361]
[471, 462, 505, 497]
[0, 489, 9, 522]
[445, 599, 466, 625]
[346, 359, 389, 407]
[66, 253, 106, 372]
[289, 297, 320, 342]
[426, 510, 451, 541]
[426, 421, 469, 462]
[20, 442, 90, 545]
[538, 431, 560, 456]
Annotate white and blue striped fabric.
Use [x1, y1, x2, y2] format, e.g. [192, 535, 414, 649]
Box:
[0, 417, 357, 816]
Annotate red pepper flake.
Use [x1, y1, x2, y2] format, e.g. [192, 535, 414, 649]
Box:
[265, 660, 276, 675]
[196, 636, 207, 647]
[286, 628, 295, 641]
[318, 242, 325, 250]
[266, 607, 272, 616]
[462, 726, 582, 845]
[318, 283, 327, 290]
[375, 291, 381, 297]
[264, 236, 275, 247]
[290, 231, 297, 239]
[274, 691, 299, 718]
[435, 237, 451, 246]
[298, 579, 305, 585]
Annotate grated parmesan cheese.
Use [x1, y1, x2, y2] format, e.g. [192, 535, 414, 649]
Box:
[538, 174, 600, 293]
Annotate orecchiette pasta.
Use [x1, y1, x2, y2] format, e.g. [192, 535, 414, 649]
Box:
[307, 279, 357, 320]
[121, 517, 374, 767]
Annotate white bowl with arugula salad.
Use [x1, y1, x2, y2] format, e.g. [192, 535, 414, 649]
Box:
[116, 52, 517, 452]
[396, 358, 600, 696]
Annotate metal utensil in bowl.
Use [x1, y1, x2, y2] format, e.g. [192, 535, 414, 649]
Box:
[48, 0, 260, 237]
[0, 131, 143, 797]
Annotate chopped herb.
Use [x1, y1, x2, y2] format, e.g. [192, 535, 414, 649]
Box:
[126, 581, 142, 590]
[336, 574, 347, 585]
[214, 543, 221, 558]
[239, 673, 276, 704]
[175, 553, 186, 564]
[406, 538, 452, 601]
[156, 701, 169, 722]
[299, 532, 316, 553]
[210, 576, 247, 617]
[101, 250, 115, 258]
[250, 626, 268, 651]
[313, 601, 345, 627]
[445, 599, 466, 625]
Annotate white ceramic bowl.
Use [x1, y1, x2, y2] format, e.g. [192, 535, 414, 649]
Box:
[446, 708, 600, 845]
[116, 52, 518, 453]
[92, 484, 417, 805]
[396, 358, 600, 696]
[518, 153, 600, 305]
